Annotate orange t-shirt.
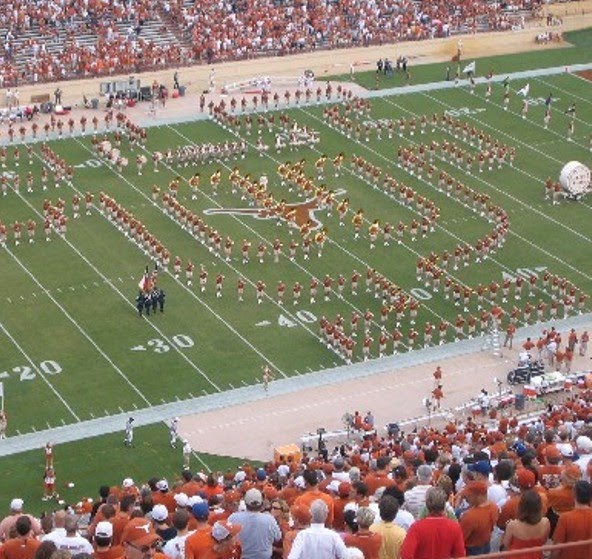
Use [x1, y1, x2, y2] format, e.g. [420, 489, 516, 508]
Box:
[553, 507, 592, 559]
[548, 486, 575, 514]
[364, 472, 395, 496]
[460, 502, 499, 547]
[153, 492, 177, 513]
[343, 531, 382, 559]
[294, 489, 334, 527]
[0, 538, 40, 559]
[184, 525, 213, 559]
[111, 513, 130, 546]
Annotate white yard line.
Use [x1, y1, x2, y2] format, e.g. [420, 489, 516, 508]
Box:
[3, 246, 153, 407]
[71, 135, 293, 375]
[0, 316, 80, 421]
[12, 171, 223, 394]
[382, 93, 592, 217]
[534, 76, 592, 110]
[163, 123, 408, 342]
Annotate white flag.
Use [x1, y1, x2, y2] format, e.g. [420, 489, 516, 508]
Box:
[462, 61, 476, 74]
[0, 381, 3, 400]
[518, 83, 530, 97]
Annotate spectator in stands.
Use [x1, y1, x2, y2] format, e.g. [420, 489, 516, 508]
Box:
[364, 457, 396, 495]
[287, 499, 347, 559]
[382, 487, 414, 531]
[497, 469, 543, 529]
[349, 482, 370, 509]
[153, 481, 175, 513]
[56, 515, 93, 555]
[90, 487, 110, 522]
[112, 496, 136, 546]
[332, 482, 352, 531]
[41, 510, 67, 544]
[34, 541, 57, 559]
[400, 488, 465, 559]
[93, 521, 123, 559]
[552, 480, 592, 559]
[343, 507, 381, 559]
[0, 500, 42, 543]
[150, 505, 175, 542]
[502, 490, 550, 557]
[293, 470, 335, 526]
[547, 465, 582, 533]
[120, 517, 162, 559]
[162, 510, 192, 559]
[403, 465, 433, 519]
[178, 471, 202, 498]
[88, 505, 117, 541]
[459, 481, 498, 555]
[0, 516, 41, 559]
[228, 488, 281, 559]
[489, 460, 513, 507]
[283, 505, 311, 558]
[201, 520, 241, 559]
[369, 495, 406, 559]
[184, 500, 212, 559]
[538, 446, 564, 490]
[574, 436, 592, 473]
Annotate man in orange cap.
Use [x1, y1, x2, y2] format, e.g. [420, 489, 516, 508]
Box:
[116, 517, 163, 559]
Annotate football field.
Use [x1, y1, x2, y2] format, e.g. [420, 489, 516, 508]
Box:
[1, 60, 591, 441]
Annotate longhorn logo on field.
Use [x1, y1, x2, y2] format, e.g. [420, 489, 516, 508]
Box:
[203, 188, 346, 231]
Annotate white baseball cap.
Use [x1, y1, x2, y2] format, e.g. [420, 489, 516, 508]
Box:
[10, 498, 24, 511]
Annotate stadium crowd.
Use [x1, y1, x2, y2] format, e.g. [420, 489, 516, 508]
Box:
[0, 0, 538, 86]
[2, 382, 592, 559]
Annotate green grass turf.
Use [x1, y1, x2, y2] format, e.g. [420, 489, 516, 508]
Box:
[332, 28, 592, 90]
[0, 31, 591, 508]
[0, 423, 255, 517]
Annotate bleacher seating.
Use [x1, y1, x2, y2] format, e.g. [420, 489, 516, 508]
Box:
[0, 0, 538, 86]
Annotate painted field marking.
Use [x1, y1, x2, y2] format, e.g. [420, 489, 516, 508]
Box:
[14, 159, 223, 394]
[71, 136, 292, 376]
[0, 319, 79, 419]
[3, 245, 154, 406]
[387, 93, 592, 237]
[163, 123, 397, 340]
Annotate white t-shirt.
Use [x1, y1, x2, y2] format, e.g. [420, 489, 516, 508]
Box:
[55, 534, 94, 555]
[41, 528, 67, 544]
[162, 532, 193, 559]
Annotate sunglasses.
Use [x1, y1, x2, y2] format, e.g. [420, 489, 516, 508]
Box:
[271, 505, 282, 510]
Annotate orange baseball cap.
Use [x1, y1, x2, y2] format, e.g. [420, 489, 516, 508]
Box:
[122, 518, 161, 547]
[515, 469, 536, 490]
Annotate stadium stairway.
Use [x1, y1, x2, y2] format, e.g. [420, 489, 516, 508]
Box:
[2, 18, 182, 78]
